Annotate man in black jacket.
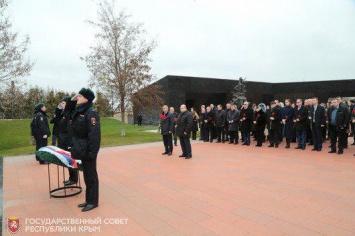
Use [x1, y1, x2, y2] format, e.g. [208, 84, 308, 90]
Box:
[224, 103, 231, 142]
[293, 99, 309, 150]
[160, 105, 174, 156]
[71, 88, 101, 212]
[170, 107, 179, 146]
[268, 101, 282, 148]
[327, 99, 349, 154]
[309, 97, 326, 151]
[215, 104, 226, 143]
[57, 97, 78, 186]
[31, 103, 51, 164]
[176, 105, 193, 159]
[204, 106, 214, 142]
[50, 106, 62, 146]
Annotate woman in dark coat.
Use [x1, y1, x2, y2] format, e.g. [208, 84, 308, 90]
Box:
[282, 99, 294, 148]
[253, 104, 267, 147]
[239, 102, 254, 146]
[190, 107, 199, 140]
[227, 105, 240, 144]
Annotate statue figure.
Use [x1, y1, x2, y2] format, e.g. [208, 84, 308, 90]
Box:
[231, 77, 247, 108]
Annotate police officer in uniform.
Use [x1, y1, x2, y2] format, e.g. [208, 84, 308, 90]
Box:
[31, 103, 51, 164]
[57, 97, 78, 186]
[71, 88, 101, 212]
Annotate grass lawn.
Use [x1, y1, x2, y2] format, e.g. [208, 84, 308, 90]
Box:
[0, 118, 161, 157]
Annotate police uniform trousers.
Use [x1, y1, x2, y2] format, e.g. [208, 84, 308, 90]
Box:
[82, 158, 99, 206]
[60, 145, 78, 182]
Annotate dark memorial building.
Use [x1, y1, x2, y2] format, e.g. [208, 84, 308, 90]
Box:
[135, 75, 355, 125]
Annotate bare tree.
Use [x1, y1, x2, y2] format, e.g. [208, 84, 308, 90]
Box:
[0, 1, 34, 83]
[82, 0, 162, 136]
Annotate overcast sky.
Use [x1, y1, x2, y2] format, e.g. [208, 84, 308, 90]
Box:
[9, 0, 355, 92]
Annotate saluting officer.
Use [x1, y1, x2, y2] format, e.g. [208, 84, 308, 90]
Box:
[57, 97, 78, 186]
[31, 103, 51, 164]
[71, 88, 101, 212]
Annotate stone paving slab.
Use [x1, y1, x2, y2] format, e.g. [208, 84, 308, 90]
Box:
[2, 140, 355, 235]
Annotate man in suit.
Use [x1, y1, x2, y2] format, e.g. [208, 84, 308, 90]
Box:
[293, 99, 308, 150]
[215, 104, 226, 143]
[350, 99, 355, 146]
[327, 99, 350, 155]
[170, 107, 178, 146]
[224, 103, 231, 142]
[309, 97, 326, 151]
[160, 105, 174, 156]
[203, 106, 214, 142]
[176, 105, 193, 159]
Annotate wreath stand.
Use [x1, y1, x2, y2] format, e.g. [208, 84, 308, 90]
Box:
[47, 163, 82, 198]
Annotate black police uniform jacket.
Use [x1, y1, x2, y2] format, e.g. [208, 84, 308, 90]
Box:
[239, 108, 253, 132]
[58, 100, 77, 151]
[293, 106, 308, 131]
[32, 109, 51, 140]
[252, 109, 266, 132]
[214, 109, 226, 128]
[176, 111, 193, 137]
[71, 102, 101, 160]
[160, 111, 174, 135]
[50, 107, 62, 136]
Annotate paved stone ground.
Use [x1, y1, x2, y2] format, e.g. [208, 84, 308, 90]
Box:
[2, 140, 355, 235]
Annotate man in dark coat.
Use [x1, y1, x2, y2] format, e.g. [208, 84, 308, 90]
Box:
[71, 88, 101, 212]
[50, 106, 62, 146]
[327, 99, 350, 154]
[239, 102, 253, 146]
[203, 106, 214, 142]
[309, 97, 326, 151]
[293, 99, 308, 150]
[215, 104, 226, 143]
[58, 97, 78, 186]
[176, 104, 193, 159]
[31, 103, 51, 164]
[170, 107, 179, 146]
[305, 99, 313, 145]
[253, 104, 267, 147]
[137, 113, 143, 126]
[160, 105, 174, 156]
[274, 100, 283, 142]
[210, 104, 217, 140]
[282, 99, 294, 148]
[351, 99, 355, 145]
[224, 103, 231, 142]
[268, 101, 282, 148]
[199, 106, 207, 141]
[227, 105, 240, 144]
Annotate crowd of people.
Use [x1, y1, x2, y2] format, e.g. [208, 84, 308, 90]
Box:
[159, 97, 355, 158]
